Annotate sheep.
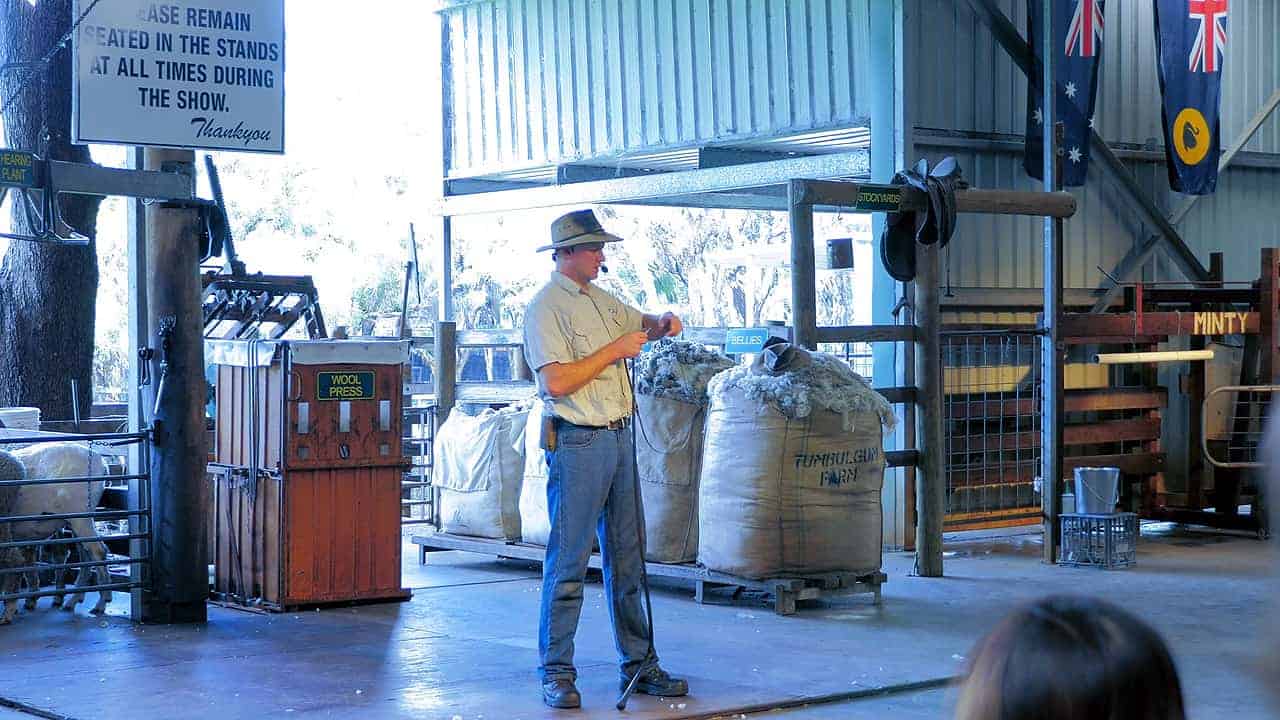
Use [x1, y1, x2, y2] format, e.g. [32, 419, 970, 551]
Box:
[0, 443, 111, 624]
[0, 450, 26, 623]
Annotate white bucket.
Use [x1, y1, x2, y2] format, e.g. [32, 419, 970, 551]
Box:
[1073, 467, 1119, 514]
[0, 407, 40, 431]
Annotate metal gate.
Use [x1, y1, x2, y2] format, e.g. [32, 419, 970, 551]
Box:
[1202, 385, 1278, 469]
[0, 431, 152, 619]
[402, 404, 437, 526]
[942, 329, 1044, 530]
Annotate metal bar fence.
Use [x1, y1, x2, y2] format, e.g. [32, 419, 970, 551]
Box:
[941, 329, 1043, 527]
[402, 404, 437, 526]
[1202, 385, 1278, 469]
[0, 431, 152, 609]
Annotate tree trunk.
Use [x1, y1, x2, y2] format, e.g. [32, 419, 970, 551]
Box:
[0, 0, 102, 422]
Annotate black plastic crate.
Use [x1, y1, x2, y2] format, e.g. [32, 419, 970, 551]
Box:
[1059, 513, 1138, 569]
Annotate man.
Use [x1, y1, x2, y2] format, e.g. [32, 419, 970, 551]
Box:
[523, 209, 689, 709]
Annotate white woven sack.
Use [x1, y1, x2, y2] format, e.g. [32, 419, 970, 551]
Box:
[435, 405, 529, 540]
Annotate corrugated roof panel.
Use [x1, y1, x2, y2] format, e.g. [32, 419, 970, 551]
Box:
[442, 0, 874, 178]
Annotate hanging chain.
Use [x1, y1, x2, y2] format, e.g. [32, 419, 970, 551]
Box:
[0, 0, 107, 133]
[38, 66, 50, 155]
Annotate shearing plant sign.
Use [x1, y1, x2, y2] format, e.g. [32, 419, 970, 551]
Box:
[71, 0, 285, 154]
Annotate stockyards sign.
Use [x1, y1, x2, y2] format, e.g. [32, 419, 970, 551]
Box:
[72, 0, 285, 154]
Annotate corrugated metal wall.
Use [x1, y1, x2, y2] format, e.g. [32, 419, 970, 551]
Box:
[914, 0, 1280, 286]
[441, 0, 873, 177]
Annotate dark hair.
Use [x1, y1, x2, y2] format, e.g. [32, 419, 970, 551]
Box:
[956, 595, 1185, 720]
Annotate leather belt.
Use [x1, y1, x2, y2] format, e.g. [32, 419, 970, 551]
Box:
[557, 417, 631, 431]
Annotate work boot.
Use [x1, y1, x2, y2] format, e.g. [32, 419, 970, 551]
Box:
[542, 678, 581, 709]
[621, 665, 689, 697]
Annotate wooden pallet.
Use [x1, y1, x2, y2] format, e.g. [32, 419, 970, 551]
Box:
[411, 531, 885, 616]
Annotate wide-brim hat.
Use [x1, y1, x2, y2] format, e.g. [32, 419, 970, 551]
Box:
[538, 209, 624, 252]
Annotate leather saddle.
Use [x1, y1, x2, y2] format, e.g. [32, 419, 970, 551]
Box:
[880, 157, 967, 282]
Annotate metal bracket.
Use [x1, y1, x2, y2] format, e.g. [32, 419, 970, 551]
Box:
[0, 154, 194, 246]
[1202, 385, 1280, 469]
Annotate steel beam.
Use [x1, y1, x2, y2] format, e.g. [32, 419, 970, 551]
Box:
[962, 0, 1209, 285]
[697, 146, 797, 168]
[555, 164, 655, 184]
[913, 129, 1280, 171]
[1040, 1, 1065, 565]
[1092, 89, 1280, 312]
[437, 149, 871, 216]
[448, 177, 793, 211]
[45, 160, 192, 201]
[126, 147, 150, 621]
[1170, 89, 1280, 227]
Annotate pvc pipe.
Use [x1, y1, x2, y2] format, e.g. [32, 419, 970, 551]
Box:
[1094, 349, 1215, 365]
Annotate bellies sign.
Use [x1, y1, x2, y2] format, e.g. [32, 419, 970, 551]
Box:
[72, 0, 285, 154]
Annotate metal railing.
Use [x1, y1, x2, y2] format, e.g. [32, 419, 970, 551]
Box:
[941, 330, 1043, 524]
[402, 404, 437, 526]
[1202, 385, 1278, 469]
[0, 431, 151, 609]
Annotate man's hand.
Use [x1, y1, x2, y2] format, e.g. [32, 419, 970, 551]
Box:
[657, 312, 683, 338]
[610, 331, 650, 360]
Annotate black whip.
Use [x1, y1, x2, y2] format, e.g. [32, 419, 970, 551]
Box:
[616, 358, 657, 710]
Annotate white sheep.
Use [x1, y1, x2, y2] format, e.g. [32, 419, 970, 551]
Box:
[0, 443, 111, 624]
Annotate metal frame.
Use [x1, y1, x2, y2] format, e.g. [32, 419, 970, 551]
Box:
[0, 157, 192, 246]
[784, 176, 1075, 573]
[0, 431, 153, 609]
[413, 531, 885, 616]
[1201, 385, 1279, 469]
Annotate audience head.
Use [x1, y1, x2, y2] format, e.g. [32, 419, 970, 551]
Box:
[955, 595, 1185, 720]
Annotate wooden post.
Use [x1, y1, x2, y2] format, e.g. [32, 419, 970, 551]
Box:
[434, 321, 457, 424]
[141, 148, 207, 624]
[914, 242, 945, 576]
[789, 183, 818, 350]
[903, 292, 918, 552]
[1186, 253, 1222, 510]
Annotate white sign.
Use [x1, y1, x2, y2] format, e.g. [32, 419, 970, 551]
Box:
[72, 0, 285, 154]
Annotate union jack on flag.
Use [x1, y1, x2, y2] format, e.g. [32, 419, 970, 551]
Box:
[1188, 0, 1228, 73]
[1064, 0, 1104, 57]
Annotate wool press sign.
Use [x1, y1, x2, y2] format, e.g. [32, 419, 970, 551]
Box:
[317, 372, 375, 401]
[71, 0, 285, 153]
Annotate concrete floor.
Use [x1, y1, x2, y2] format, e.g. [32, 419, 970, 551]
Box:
[0, 525, 1275, 720]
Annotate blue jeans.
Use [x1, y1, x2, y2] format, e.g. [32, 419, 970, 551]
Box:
[539, 423, 654, 682]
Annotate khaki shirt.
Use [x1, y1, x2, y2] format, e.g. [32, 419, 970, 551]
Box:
[523, 271, 644, 426]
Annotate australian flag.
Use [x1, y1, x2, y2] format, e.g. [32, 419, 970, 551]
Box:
[1024, 0, 1106, 187]
[1154, 0, 1228, 195]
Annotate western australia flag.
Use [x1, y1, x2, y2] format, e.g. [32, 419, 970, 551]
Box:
[1154, 0, 1228, 195]
[1025, 0, 1107, 187]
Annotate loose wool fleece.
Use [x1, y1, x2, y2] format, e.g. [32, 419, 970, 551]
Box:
[708, 350, 895, 432]
[634, 338, 735, 406]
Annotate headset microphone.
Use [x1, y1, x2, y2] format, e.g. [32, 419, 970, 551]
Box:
[600, 264, 609, 274]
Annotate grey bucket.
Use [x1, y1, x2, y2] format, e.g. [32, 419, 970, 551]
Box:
[1073, 467, 1120, 514]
